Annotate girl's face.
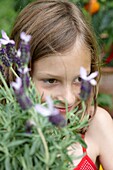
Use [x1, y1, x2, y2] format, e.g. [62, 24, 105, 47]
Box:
[32, 40, 91, 116]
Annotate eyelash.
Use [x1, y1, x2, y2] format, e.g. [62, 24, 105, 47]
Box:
[74, 77, 81, 83]
[43, 79, 58, 84]
[42, 77, 81, 85]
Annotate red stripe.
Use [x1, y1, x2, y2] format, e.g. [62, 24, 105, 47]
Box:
[106, 51, 113, 64]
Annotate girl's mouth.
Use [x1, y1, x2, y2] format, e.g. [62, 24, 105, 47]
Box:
[54, 101, 80, 115]
[55, 107, 72, 115]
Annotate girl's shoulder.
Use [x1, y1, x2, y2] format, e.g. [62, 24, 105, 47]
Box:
[86, 107, 113, 169]
[86, 107, 113, 150]
[91, 108, 113, 169]
[89, 106, 113, 132]
[87, 106, 113, 145]
[93, 106, 112, 125]
[90, 106, 112, 124]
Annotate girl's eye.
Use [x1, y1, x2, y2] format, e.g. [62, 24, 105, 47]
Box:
[43, 79, 57, 84]
[74, 77, 81, 83]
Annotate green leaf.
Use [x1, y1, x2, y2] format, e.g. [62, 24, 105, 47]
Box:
[24, 144, 33, 168]
[12, 158, 18, 170]
[5, 157, 11, 170]
[7, 140, 28, 148]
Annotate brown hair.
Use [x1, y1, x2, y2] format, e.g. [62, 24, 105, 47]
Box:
[10, 0, 100, 118]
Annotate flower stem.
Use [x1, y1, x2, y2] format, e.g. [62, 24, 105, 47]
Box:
[30, 109, 49, 170]
[80, 101, 86, 121]
[36, 127, 49, 170]
[0, 72, 13, 101]
[10, 66, 19, 78]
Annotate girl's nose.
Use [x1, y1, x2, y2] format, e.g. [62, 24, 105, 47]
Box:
[56, 86, 79, 107]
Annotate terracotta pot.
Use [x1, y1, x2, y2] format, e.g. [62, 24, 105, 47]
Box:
[99, 67, 113, 117]
[99, 67, 113, 95]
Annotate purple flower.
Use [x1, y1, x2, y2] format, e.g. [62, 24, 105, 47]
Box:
[18, 67, 31, 88]
[20, 32, 31, 43]
[0, 48, 11, 67]
[13, 49, 22, 67]
[19, 32, 31, 65]
[0, 64, 5, 76]
[11, 77, 23, 95]
[17, 49, 21, 57]
[18, 67, 30, 74]
[0, 30, 15, 45]
[80, 67, 98, 85]
[11, 77, 22, 91]
[25, 120, 36, 133]
[48, 114, 66, 127]
[0, 31, 19, 67]
[16, 94, 33, 110]
[79, 67, 98, 100]
[5, 43, 17, 63]
[35, 96, 66, 127]
[11, 77, 33, 110]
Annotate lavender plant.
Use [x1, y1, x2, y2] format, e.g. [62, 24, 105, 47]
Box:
[0, 30, 98, 170]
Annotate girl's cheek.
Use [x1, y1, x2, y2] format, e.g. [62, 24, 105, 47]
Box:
[34, 83, 52, 101]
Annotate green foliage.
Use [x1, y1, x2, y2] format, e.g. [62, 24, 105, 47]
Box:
[92, 1, 113, 49]
[0, 71, 88, 170]
[0, 0, 17, 36]
[70, 0, 113, 67]
[0, 31, 89, 169]
[89, 1, 113, 67]
[97, 93, 113, 109]
[13, 0, 35, 12]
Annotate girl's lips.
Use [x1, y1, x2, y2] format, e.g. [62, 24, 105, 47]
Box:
[55, 101, 80, 115]
[55, 107, 72, 114]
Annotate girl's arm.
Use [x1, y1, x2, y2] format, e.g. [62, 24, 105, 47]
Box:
[96, 107, 113, 170]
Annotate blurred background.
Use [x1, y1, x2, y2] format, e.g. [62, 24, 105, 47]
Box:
[0, 0, 113, 116]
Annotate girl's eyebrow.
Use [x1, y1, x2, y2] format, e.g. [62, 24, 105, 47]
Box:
[36, 70, 91, 79]
[36, 72, 63, 79]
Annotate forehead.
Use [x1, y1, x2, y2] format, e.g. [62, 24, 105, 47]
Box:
[33, 40, 91, 75]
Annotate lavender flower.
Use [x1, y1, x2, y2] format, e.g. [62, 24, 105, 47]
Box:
[0, 48, 11, 67]
[0, 64, 5, 76]
[18, 67, 31, 88]
[11, 77, 23, 94]
[0, 31, 31, 68]
[17, 95, 33, 110]
[35, 96, 66, 127]
[13, 49, 23, 67]
[11, 77, 33, 110]
[5, 43, 17, 63]
[25, 120, 36, 133]
[0, 30, 15, 45]
[79, 67, 98, 100]
[20, 32, 31, 43]
[0, 30, 17, 67]
[19, 32, 31, 65]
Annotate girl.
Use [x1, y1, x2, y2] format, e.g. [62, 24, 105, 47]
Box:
[10, 0, 113, 169]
